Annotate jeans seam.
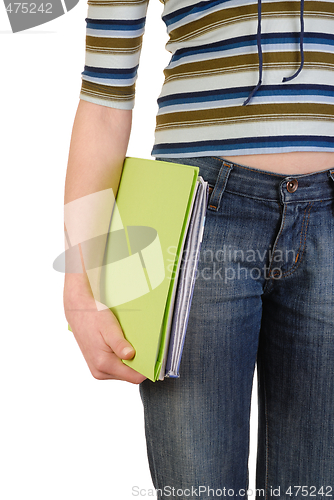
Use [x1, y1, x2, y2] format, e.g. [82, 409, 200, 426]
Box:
[280, 202, 313, 278]
[211, 156, 288, 178]
[266, 204, 288, 284]
[263, 356, 269, 500]
[139, 385, 160, 494]
[224, 189, 281, 204]
[267, 202, 313, 288]
[208, 164, 232, 210]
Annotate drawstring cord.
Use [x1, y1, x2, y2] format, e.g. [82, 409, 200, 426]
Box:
[243, 0, 305, 105]
[282, 0, 305, 82]
[243, 0, 263, 105]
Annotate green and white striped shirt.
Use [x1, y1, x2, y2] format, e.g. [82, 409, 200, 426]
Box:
[79, 0, 334, 158]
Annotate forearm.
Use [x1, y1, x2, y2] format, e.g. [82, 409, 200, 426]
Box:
[64, 99, 132, 303]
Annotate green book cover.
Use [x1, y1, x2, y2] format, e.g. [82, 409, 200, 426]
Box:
[68, 157, 199, 381]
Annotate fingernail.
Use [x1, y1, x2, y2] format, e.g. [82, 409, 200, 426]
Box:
[122, 347, 134, 357]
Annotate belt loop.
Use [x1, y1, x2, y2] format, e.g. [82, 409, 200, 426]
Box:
[208, 161, 234, 211]
[329, 169, 334, 182]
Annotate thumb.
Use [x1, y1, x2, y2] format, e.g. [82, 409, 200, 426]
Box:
[99, 308, 135, 360]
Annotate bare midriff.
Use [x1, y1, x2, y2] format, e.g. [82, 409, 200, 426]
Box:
[222, 151, 334, 175]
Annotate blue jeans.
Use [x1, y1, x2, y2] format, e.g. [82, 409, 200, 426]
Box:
[139, 156, 334, 500]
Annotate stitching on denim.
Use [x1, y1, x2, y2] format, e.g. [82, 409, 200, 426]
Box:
[209, 164, 229, 208]
[266, 203, 288, 281]
[297, 207, 310, 255]
[139, 384, 160, 493]
[208, 163, 232, 210]
[212, 157, 334, 180]
[233, 163, 285, 177]
[263, 358, 269, 500]
[213, 163, 232, 208]
[266, 202, 314, 283]
[258, 346, 270, 500]
[290, 203, 308, 268]
[285, 196, 332, 203]
[224, 189, 280, 203]
[211, 156, 287, 178]
[288, 202, 309, 269]
[280, 202, 313, 278]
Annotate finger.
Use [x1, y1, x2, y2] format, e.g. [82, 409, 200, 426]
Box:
[98, 309, 136, 360]
[93, 352, 147, 384]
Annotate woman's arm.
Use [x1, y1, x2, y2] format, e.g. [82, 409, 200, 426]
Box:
[63, 98, 146, 384]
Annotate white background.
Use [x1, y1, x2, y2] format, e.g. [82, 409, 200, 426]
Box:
[0, 1, 257, 498]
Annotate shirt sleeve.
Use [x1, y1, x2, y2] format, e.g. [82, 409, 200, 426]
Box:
[79, 0, 150, 110]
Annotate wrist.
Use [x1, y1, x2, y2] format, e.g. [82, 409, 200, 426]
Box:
[64, 273, 94, 305]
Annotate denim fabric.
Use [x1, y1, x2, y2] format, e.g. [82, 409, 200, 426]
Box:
[139, 156, 334, 500]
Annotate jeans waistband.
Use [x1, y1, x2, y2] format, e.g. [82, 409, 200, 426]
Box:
[161, 156, 334, 204]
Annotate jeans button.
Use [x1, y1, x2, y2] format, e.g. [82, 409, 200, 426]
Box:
[287, 179, 298, 193]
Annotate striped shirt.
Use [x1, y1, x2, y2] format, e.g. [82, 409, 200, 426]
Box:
[79, 0, 334, 158]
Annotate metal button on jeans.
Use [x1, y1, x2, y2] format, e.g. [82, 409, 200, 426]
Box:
[287, 179, 298, 193]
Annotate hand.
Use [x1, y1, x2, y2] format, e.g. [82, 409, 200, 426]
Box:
[63, 278, 147, 384]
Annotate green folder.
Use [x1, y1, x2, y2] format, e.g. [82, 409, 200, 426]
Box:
[68, 157, 199, 381]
